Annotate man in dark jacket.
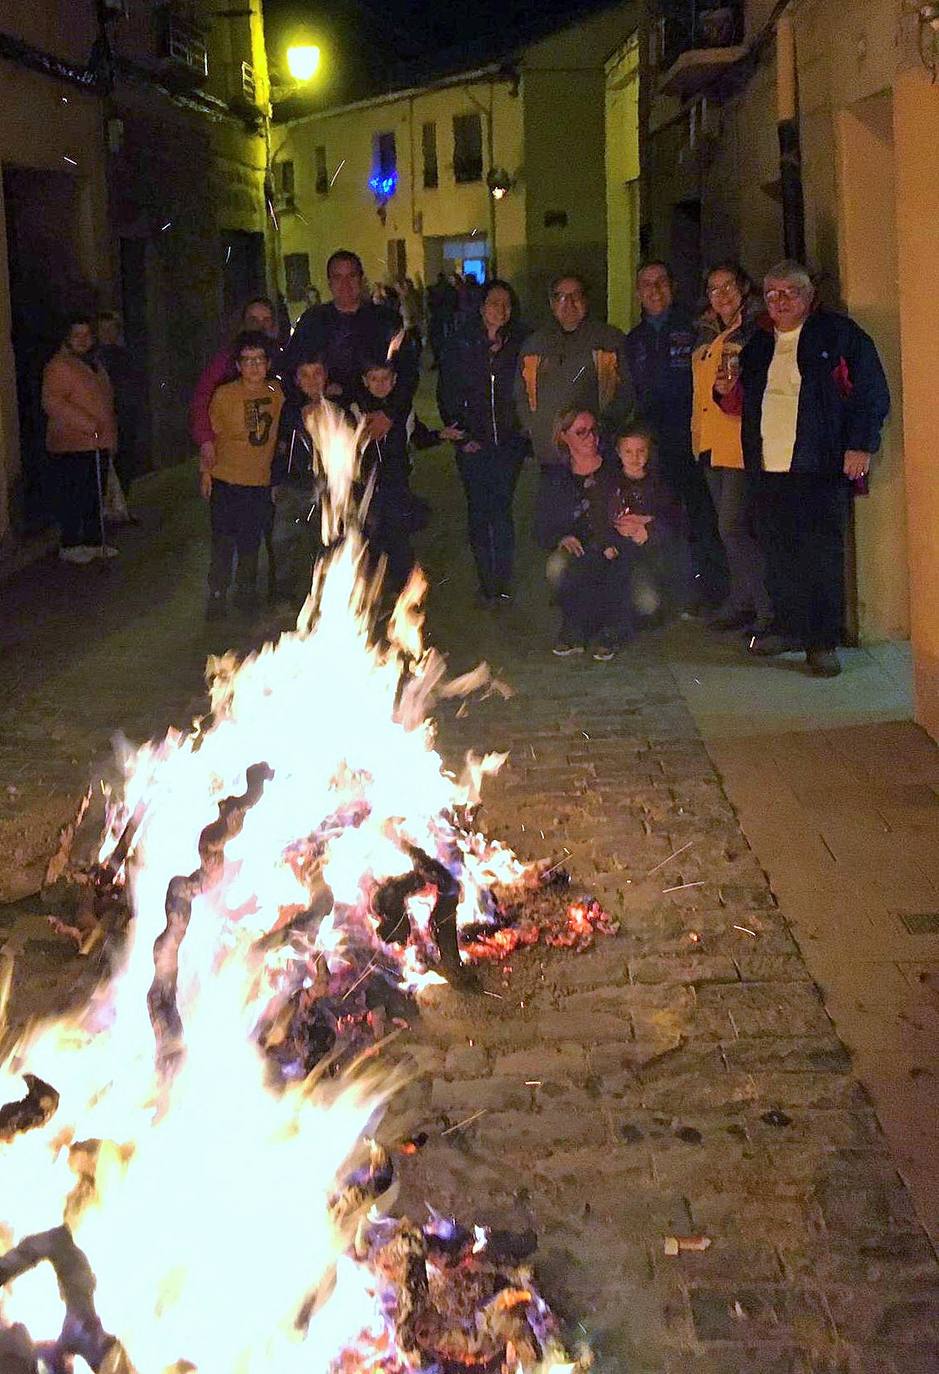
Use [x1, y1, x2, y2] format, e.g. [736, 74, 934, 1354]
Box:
[624, 261, 726, 608]
[717, 259, 890, 676]
[280, 249, 419, 419]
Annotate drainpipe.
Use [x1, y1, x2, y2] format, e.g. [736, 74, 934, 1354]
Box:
[776, 8, 806, 262]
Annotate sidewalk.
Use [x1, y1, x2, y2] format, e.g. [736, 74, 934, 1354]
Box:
[0, 439, 937, 1368]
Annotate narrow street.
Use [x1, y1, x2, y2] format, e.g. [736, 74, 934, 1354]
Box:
[2, 409, 939, 1370]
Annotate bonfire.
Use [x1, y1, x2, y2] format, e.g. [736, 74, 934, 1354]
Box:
[0, 405, 600, 1373]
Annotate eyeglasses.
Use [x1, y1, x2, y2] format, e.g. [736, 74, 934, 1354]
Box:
[570, 425, 598, 438]
[708, 281, 740, 298]
[552, 291, 585, 304]
[238, 353, 267, 366]
[764, 286, 806, 304]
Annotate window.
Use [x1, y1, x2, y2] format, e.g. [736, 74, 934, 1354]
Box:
[314, 145, 328, 194]
[452, 112, 483, 183]
[422, 122, 438, 189]
[387, 238, 407, 281]
[284, 252, 311, 303]
[278, 161, 295, 198]
[374, 131, 397, 176]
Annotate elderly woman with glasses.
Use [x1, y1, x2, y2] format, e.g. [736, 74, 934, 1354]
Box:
[537, 408, 633, 660]
[691, 260, 770, 634]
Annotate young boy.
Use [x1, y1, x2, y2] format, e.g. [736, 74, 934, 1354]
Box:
[270, 357, 327, 602]
[352, 359, 421, 596]
[202, 331, 284, 619]
[605, 424, 687, 624]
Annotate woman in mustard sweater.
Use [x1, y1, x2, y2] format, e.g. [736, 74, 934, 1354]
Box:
[691, 262, 770, 633]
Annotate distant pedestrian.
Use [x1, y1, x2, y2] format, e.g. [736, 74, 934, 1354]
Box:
[539, 407, 633, 660]
[97, 310, 143, 510]
[42, 313, 118, 564]
[691, 262, 770, 632]
[427, 272, 457, 365]
[625, 261, 727, 611]
[200, 331, 284, 619]
[281, 250, 418, 414]
[517, 273, 634, 542]
[716, 259, 890, 676]
[438, 279, 527, 604]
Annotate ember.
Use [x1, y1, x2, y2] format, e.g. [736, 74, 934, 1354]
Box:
[0, 403, 591, 1373]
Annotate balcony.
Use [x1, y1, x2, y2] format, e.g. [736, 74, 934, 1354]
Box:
[156, 5, 208, 85]
[656, 1, 746, 98]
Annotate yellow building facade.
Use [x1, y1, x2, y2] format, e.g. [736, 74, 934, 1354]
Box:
[643, 0, 939, 738]
[275, 4, 639, 326]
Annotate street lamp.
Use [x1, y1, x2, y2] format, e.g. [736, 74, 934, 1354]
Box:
[286, 44, 321, 83]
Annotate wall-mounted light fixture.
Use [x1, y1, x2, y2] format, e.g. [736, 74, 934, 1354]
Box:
[486, 166, 513, 200]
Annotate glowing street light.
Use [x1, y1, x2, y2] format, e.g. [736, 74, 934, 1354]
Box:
[286, 44, 321, 83]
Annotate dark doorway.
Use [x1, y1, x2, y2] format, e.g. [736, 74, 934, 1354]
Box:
[3, 166, 91, 532]
[668, 198, 702, 311]
[119, 237, 153, 478]
[221, 230, 266, 323]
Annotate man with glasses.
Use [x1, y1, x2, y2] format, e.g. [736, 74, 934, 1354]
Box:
[716, 259, 890, 676]
[625, 260, 727, 611]
[516, 273, 633, 538]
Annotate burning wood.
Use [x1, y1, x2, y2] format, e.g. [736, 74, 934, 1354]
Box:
[0, 1075, 59, 1144]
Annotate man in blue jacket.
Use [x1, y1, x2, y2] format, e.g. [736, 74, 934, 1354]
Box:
[717, 260, 890, 677]
[624, 261, 727, 610]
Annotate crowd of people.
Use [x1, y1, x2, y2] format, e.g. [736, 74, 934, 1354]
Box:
[40, 244, 890, 678]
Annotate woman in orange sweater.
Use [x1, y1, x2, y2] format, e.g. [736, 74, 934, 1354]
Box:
[42, 314, 119, 564]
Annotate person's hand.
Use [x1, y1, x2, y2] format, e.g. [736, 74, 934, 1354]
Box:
[199, 439, 216, 467]
[325, 382, 344, 399]
[461, 439, 482, 454]
[712, 374, 737, 397]
[614, 512, 652, 540]
[844, 449, 872, 480]
[559, 535, 585, 557]
[199, 470, 212, 501]
[630, 523, 650, 545]
[438, 425, 466, 442]
[363, 410, 393, 442]
[603, 545, 619, 560]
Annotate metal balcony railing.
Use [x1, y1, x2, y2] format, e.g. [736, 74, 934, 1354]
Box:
[162, 10, 208, 79]
[657, 0, 743, 71]
[241, 60, 257, 104]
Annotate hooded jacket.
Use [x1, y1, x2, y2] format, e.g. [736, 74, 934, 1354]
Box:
[437, 317, 526, 451]
[719, 307, 890, 477]
[515, 318, 633, 466]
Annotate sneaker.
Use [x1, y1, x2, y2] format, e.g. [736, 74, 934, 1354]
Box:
[592, 642, 616, 662]
[747, 632, 802, 657]
[59, 545, 96, 565]
[205, 591, 227, 622]
[806, 648, 841, 677]
[552, 636, 585, 657]
[94, 544, 119, 560]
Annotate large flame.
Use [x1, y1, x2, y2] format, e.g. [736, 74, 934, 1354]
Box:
[0, 403, 579, 1372]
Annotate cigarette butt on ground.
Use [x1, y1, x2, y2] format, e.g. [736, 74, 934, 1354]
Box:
[663, 1235, 711, 1256]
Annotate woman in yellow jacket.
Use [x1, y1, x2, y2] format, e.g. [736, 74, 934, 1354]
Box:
[691, 262, 771, 633]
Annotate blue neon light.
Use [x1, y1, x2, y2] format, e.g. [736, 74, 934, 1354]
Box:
[368, 170, 398, 199]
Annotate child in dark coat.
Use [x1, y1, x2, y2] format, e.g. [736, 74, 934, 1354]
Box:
[352, 359, 423, 596]
[604, 424, 689, 623]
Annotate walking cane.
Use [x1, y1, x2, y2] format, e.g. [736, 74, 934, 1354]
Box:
[93, 448, 107, 561]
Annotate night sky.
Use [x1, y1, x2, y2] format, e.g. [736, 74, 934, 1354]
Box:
[264, 0, 617, 109]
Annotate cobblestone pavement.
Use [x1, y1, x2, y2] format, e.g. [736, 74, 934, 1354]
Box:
[1, 442, 938, 1371]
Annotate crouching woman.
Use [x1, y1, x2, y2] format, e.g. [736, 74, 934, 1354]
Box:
[538, 408, 632, 661]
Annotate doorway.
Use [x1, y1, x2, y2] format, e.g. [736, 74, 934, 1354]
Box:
[221, 230, 266, 323]
[3, 166, 90, 532]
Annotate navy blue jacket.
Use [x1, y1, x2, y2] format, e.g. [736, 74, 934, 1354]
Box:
[731, 309, 890, 477]
[437, 319, 526, 451]
[623, 306, 696, 453]
[535, 461, 619, 551]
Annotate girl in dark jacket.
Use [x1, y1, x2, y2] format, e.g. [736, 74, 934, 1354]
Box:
[437, 279, 527, 603]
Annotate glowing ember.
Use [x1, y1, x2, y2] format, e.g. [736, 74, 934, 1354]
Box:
[0, 402, 591, 1373]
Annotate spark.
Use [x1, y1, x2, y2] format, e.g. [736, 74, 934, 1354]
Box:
[482, 990, 504, 999]
[529, 745, 536, 759]
[63, 155, 78, 166]
[525, 1080, 542, 1086]
[340, 957, 378, 1000]
[160, 221, 172, 232]
[328, 157, 346, 188]
[733, 924, 757, 937]
[646, 840, 695, 876]
[570, 365, 587, 384]
[662, 881, 705, 894]
[225, 245, 232, 263]
[441, 1109, 488, 1136]
[582, 731, 590, 739]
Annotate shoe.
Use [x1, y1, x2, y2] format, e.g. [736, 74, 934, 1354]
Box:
[747, 632, 802, 657]
[552, 636, 585, 657]
[708, 605, 753, 632]
[205, 591, 227, 622]
[59, 546, 96, 565]
[806, 648, 841, 677]
[592, 642, 616, 661]
[94, 544, 119, 560]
